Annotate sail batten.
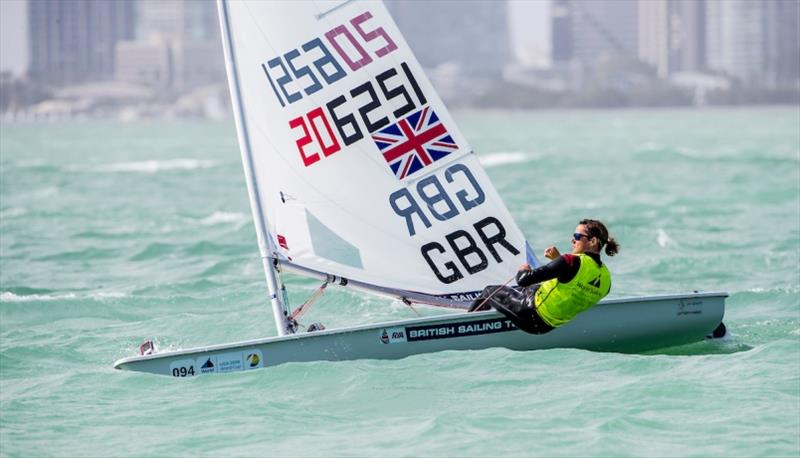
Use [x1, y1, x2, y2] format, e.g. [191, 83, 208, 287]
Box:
[221, 0, 536, 304]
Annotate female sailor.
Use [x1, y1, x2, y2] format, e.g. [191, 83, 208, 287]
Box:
[469, 219, 619, 334]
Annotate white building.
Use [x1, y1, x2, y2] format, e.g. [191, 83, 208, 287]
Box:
[638, 0, 705, 78]
[706, 0, 765, 86]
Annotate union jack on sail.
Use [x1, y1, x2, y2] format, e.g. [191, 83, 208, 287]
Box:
[371, 106, 459, 180]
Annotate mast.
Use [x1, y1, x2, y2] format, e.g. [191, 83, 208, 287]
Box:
[216, 0, 292, 336]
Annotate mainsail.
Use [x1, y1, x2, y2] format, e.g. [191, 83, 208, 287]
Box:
[219, 0, 538, 308]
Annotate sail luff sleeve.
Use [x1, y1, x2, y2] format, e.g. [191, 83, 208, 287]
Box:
[217, 0, 291, 335]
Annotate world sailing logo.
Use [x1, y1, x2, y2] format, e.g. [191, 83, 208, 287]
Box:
[371, 106, 458, 180]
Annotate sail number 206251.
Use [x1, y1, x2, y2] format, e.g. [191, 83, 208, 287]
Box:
[288, 62, 427, 167]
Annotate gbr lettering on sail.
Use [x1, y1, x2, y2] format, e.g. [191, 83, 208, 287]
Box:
[389, 163, 519, 284]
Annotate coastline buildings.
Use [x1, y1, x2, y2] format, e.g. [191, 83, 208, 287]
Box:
[27, 0, 222, 92]
[21, 0, 800, 91]
[547, 0, 798, 91]
[116, 0, 222, 92]
[385, 0, 511, 78]
[552, 0, 639, 64]
[706, 0, 799, 88]
[638, 0, 706, 78]
[27, 0, 135, 85]
[5, 0, 797, 119]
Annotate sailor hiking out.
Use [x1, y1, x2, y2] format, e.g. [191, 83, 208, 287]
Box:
[470, 219, 619, 334]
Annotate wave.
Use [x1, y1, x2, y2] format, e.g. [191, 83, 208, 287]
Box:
[0, 291, 126, 302]
[0, 207, 28, 219]
[34, 247, 120, 262]
[5, 159, 60, 172]
[199, 211, 248, 226]
[633, 143, 799, 164]
[656, 228, 677, 248]
[478, 152, 534, 168]
[90, 159, 217, 173]
[129, 242, 178, 261]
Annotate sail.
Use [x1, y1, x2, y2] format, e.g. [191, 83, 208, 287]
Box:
[220, 0, 538, 304]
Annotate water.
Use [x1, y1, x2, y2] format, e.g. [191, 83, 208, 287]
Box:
[1, 108, 798, 457]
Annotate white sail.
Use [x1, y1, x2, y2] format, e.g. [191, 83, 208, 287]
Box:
[221, 0, 537, 304]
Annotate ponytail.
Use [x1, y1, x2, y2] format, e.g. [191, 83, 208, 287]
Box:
[579, 218, 620, 257]
[604, 236, 619, 257]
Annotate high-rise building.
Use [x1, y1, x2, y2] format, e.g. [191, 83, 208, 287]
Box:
[551, 0, 639, 64]
[638, 0, 705, 78]
[385, 0, 511, 78]
[117, 0, 222, 91]
[763, 0, 800, 87]
[551, 0, 573, 63]
[706, 0, 768, 86]
[138, 0, 219, 42]
[28, 0, 136, 86]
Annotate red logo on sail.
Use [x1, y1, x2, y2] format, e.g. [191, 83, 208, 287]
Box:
[277, 234, 289, 250]
[371, 106, 458, 179]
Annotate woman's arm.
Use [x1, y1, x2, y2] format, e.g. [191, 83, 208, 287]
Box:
[516, 254, 580, 287]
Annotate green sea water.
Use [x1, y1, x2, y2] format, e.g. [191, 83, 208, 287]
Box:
[1, 108, 798, 457]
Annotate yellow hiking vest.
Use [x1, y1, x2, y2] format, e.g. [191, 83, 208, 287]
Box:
[534, 253, 611, 327]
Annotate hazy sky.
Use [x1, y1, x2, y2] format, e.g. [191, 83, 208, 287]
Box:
[0, 0, 27, 76]
[0, 0, 550, 75]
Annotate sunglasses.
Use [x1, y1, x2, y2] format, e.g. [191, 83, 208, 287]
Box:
[573, 232, 592, 241]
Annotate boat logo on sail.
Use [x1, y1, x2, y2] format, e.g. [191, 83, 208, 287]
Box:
[372, 106, 458, 180]
[380, 327, 407, 344]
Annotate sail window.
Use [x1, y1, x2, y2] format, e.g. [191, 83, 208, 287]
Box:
[306, 210, 363, 269]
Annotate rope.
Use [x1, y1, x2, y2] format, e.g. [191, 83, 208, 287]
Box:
[290, 280, 328, 321]
[469, 274, 517, 312]
[401, 297, 421, 317]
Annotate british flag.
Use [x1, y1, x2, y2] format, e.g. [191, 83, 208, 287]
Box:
[371, 106, 459, 180]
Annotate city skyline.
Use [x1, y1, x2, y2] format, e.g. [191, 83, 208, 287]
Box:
[2, 0, 551, 77]
[1, 0, 797, 120]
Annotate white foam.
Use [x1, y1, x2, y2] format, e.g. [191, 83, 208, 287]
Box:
[657, 228, 676, 248]
[13, 159, 47, 168]
[199, 211, 247, 226]
[92, 159, 216, 173]
[478, 152, 532, 168]
[0, 292, 78, 302]
[0, 291, 126, 302]
[637, 142, 662, 151]
[0, 207, 28, 218]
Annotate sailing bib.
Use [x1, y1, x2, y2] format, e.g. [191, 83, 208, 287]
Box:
[534, 254, 611, 327]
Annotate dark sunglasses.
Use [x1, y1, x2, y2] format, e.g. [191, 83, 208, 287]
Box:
[573, 232, 592, 241]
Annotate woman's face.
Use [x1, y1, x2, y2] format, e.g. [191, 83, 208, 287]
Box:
[572, 224, 599, 254]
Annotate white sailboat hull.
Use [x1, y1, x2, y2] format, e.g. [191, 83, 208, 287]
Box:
[114, 292, 726, 377]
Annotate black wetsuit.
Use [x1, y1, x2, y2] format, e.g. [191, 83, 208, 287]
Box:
[469, 253, 604, 334]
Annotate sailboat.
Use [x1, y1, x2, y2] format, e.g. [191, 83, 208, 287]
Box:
[114, 0, 727, 377]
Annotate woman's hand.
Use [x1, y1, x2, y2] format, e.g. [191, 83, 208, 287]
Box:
[518, 263, 532, 272]
[544, 246, 561, 260]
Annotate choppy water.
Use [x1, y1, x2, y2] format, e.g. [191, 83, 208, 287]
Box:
[1, 108, 798, 457]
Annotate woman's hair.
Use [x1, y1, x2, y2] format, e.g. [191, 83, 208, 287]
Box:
[580, 219, 619, 256]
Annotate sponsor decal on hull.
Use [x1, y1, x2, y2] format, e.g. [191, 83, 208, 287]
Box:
[380, 327, 407, 344]
[677, 299, 704, 316]
[380, 318, 517, 344]
[168, 350, 264, 377]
